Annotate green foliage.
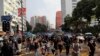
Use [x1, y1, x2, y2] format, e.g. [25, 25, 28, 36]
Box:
[26, 21, 32, 32]
[32, 23, 47, 33]
[61, 15, 73, 32]
[82, 25, 100, 35]
[62, 0, 100, 33]
[73, 0, 96, 23]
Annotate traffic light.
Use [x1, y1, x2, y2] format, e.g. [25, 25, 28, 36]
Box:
[2, 21, 10, 32]
[2, 21, 6, 32]
[6, 21, 10, 31]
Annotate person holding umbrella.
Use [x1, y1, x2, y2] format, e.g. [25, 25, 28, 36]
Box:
[88, 39, 96, 56]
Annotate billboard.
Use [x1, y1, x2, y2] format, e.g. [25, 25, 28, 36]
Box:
[18, 8, 26, 17]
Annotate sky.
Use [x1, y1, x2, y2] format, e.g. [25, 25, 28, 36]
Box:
[26, 0, 61, 28]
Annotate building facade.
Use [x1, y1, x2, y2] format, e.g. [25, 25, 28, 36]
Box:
[30, 16, 49, 30]
[0, 0, 26, 35]
[56, 11, 62, 29]
[40, 16, 47, 25]
[18, 0, 26, 32]
[30, 16, 37, 30]
[61, 0, 80, 24]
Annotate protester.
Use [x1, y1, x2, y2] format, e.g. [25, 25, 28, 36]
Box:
[50, 41, 55, 54]
[53, 38, 58, 55]
[88, 39, 96, 56]
[41, 38, 47, 56]
[64, 36, 71, 56]
[17, 37, 22, 53]
[72, 38, 81, 56]
[34, 38, 39, 56]
[1, 39, 13, 56]
[13, 34, 18, 51]
[47, 40, 51, 53]
[26, 37, 31, 52]
[57, 37, 64, 56]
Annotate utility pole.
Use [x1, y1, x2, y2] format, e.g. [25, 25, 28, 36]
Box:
[21, 0, 23, 37]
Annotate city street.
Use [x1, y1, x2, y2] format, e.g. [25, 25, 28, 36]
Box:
[1, 0, 100, 56]
[17, 43, 100, 56]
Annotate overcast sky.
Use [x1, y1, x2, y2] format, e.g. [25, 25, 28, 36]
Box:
[26, 0, 61, 28]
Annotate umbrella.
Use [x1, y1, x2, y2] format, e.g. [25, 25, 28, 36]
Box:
[85, 32, 92, 35]
[77, 36, 85, 40]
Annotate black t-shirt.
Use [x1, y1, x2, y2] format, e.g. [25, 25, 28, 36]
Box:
[64, 37, 71, 47]
[88, 42, 96, 50]
[1, 44, 13, 56]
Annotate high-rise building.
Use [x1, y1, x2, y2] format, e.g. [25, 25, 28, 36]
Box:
[56, 11, 62, 29]
[40, 16, 47, 25]
[30, 16, 37, 29]
[61, 0, 80, 24]
[30, 16, 49, 30]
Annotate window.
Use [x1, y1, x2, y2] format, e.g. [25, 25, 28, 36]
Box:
[72, 0, 77, 2]
[72, 3, 77, 5]
[9, 3, 11, 5]
[8, 13, 10, 15]
[72, 6, 76, 9]
[13, 16, 15, 18]
[17, 1, 20, 5]
[72, 6, 76, 8]
[5, 11, 7, 15]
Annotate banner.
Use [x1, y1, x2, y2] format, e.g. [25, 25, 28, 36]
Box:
[18, 8, 26, 17]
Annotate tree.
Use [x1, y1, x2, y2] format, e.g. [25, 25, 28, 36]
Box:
[95, 0, 100, 24]
[62, 15, 73, 32]
[32, 23, 47, 33]
[72, 0, 96, 24]
[71, 0, 96, 33]
[62, 0, 98, 33]
[26, 21, 32, 32]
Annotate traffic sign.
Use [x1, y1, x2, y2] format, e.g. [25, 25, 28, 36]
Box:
[1, 16, 12, 22]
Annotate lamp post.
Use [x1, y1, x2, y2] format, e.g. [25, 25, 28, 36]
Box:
[21, 0, 23, 37]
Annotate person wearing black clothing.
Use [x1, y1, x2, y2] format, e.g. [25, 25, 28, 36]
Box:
[64, 36, 71, 56]
[52, 38, 58, 55]
[88, 40, 96, 56]
[57, 37, 63, 56]
[1, 39, 13, 56]
[34, 39, 39, 56]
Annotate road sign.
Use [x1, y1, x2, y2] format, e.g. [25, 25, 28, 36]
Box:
[1, 16, 12, 22]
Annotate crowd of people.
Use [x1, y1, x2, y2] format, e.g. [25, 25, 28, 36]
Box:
[0, 32, 98, 56]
